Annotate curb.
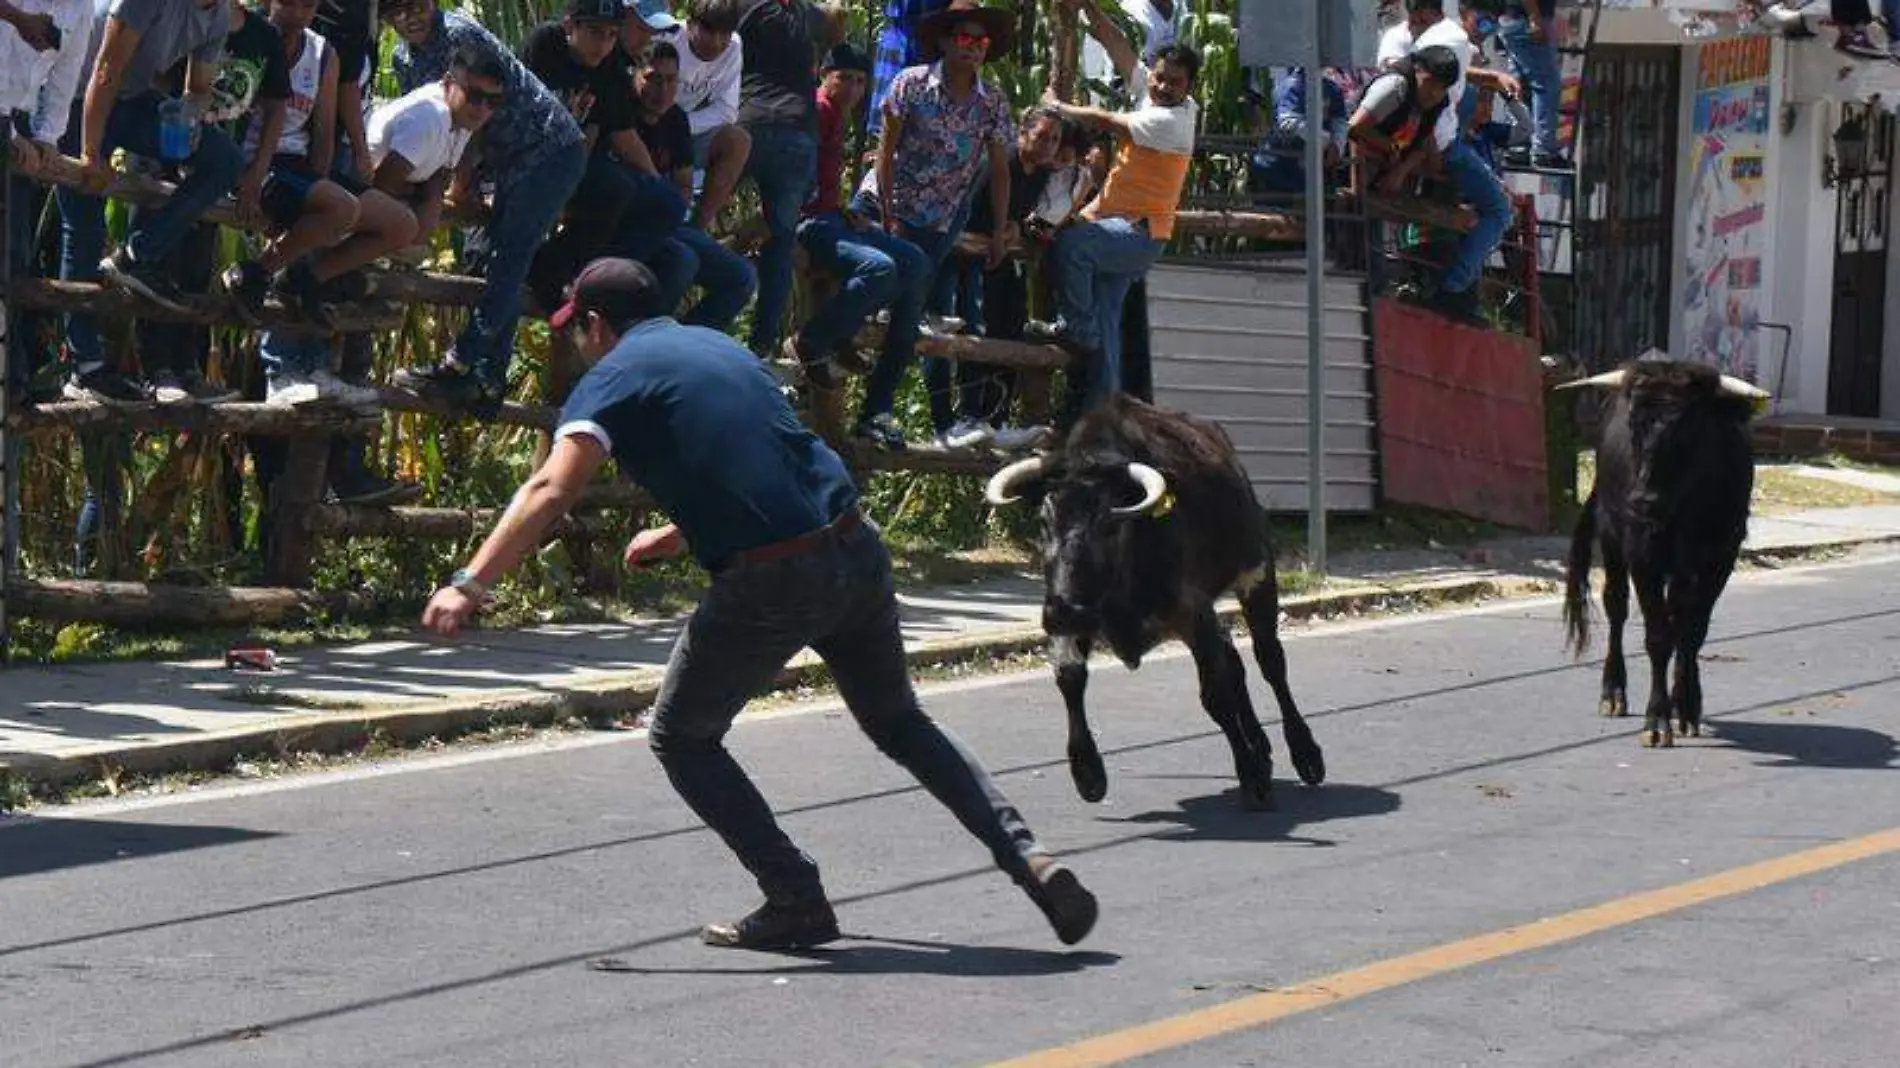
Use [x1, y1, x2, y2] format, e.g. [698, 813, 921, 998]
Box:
[1, 574, 1539, 793]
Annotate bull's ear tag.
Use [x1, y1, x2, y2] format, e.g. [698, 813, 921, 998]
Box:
[1152, 491, 1176, 518]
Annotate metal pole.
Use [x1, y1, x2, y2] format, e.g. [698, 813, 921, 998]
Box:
[1, 135, 13, 663]
[1304, 4, 1328, 576]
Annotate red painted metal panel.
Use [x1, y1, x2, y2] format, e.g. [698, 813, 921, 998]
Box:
[1372, 297, 1552, 531]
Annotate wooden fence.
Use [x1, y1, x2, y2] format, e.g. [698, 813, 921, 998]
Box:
[0, 143, 1466, 637]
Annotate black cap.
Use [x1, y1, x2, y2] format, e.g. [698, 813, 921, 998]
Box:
[821, 42, 871, 75]
[567, 0, 626, 22]
[549, 258, 665, 330]
[1412, 45, 1461, 87]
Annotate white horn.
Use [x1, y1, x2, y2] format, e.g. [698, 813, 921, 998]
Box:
[1552, 369, 1630, 392]
[1113, 463, 1169, 516]
[984, 455, 1051, 506]
[1718, 374, 1771, 400]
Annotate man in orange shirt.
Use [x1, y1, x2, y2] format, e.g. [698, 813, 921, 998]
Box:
[1032, 0, 1197, 411]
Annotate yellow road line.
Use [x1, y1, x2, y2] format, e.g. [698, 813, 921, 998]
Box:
[990, 827, 1900, 1068]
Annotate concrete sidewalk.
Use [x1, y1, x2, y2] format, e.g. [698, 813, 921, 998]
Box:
[4, 505, 1898, 788]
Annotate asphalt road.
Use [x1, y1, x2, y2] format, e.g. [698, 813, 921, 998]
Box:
[5, 553, 1900, 1068]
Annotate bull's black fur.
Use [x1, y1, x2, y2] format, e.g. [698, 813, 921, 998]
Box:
[1562, 360, 1756, 747]
[1017, 396, 1325, 809]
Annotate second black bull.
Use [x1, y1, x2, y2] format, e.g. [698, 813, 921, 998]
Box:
[984, 396, 1326, 810]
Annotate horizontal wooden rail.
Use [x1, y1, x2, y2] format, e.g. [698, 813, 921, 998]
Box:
[306, 503, 624, 540]
[9, 399, 382, 437]
[11, 278, 402, 332]
[5, 578, 375, 627]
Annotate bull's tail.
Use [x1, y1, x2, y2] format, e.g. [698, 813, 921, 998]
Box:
[1563, 491, 1598, 655]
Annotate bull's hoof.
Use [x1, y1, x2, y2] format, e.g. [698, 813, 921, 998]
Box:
[1640, 728, 1675, 749]
[1240, 778, 1277, 812]
[1069, 751, 1109, 804]
[1599, 693, 1629, 718]
[1293, 748, 1326, 787]
[1675, 718, 1702, 738]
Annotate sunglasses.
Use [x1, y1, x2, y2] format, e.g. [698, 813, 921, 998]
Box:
[457, 80, 506, 107]
[952, 31, 990, 49]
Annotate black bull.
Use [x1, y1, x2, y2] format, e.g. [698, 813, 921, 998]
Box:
[985, 396, 1326, 809]
[1560, 359, 1765, 748]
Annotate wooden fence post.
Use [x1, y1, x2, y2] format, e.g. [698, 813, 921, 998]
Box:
[267, 433, 329, 588]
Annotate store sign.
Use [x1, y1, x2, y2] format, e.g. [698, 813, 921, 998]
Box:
[1681, 36, 1774, 381]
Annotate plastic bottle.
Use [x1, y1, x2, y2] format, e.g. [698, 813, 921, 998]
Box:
[157, 97, 197, 163]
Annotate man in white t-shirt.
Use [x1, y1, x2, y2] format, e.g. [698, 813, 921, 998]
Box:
[368, 44, 494, 242]
[1379, 0, 1514, 327]
[664, 0, 750, 228]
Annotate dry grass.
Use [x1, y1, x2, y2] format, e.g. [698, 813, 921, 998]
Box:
[1577, 454, 1900, 516]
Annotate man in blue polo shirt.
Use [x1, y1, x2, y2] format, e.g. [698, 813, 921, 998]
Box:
[421, 257, 1098, 953]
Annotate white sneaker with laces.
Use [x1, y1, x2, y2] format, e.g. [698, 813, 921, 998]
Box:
[941, 417, 994, 449]
[990, 424, 1052, 451]
[924, 314, 966, 336]
[267, 374, 319, 406]
[310, 369, 382, 410]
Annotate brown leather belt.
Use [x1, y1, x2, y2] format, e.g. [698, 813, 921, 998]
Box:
[727, 509, 863, 570]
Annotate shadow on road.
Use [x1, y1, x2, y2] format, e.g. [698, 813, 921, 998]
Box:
[588, 936, 1120, 978]
[1712, 719, 1900, 769]
[1103, 782, 1402, 845]
[0, 817, 277, 881]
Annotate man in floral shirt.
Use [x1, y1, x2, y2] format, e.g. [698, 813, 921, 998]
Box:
[381, 0, 586, 419]
[828, 0, 1014, 451]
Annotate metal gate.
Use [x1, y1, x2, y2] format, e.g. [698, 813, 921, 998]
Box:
[1145, 261, 1377, 514]
[1827, 102, 1893, 417]
[1573, 46, 1680, 371]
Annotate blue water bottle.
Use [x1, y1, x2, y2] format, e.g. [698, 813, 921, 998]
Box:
[158, 98, 193, 163]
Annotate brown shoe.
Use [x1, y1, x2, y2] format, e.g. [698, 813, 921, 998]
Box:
[1025, 855, 1099, 946]
[701, 898, 842, 950]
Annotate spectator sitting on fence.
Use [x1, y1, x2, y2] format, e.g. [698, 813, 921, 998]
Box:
[633, 40, 759, 331]
[816, 1, 1015, 452]
[520, 0, 687, 316]
[116, 0, 288, 407]
[1028, 120, 1097, 234]
[1029, 0, 1198, 415]
[364, 50, 492, 288]
[660, 0, 751, 231]
[925, 105, 1069, 452]
[732, 0, 825, 362]
[242, 0, 422, 407]
[60, 0, 246, 405]
[1248, 66, 1348, 199]
[1347, 46, 1457, 199]
[1379, 0, 1515, 329]
[782, 41, 872, 388]
[1496, 1, 1566, 169]
[383, 0, 587, 420]
[225, 1, 420, 334]
[3, 0, 96, 403]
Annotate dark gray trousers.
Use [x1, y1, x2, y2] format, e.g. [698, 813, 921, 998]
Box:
[647, 520, 1043, 903]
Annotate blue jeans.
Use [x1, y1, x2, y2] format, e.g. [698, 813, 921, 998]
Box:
[849, 198, 957, 420]
[458, 142, 586, 388]
[1442, 140, 1512, 294]
[650, 224, 757, 332]
[646, 518, 1042, 904]
[58, 92, 244, 368]
[925, 253, 985, 429]
[1498, 16, 1563, 158]
[607, 169, 689, 266]
[794, 212, 921, 358]
[741, 122, 817, 355]
[1050, 217, 1163, 410]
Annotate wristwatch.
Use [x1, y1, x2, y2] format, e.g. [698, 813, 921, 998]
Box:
[448, 567, 489, 600]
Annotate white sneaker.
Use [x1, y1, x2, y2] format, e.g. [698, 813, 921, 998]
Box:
[990, 424, 1052, 451]
[266, 373, 319, 406]
[309, 369, 382, 410]
[924, 314, 966, 336]
[940, 417, 994, 450]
